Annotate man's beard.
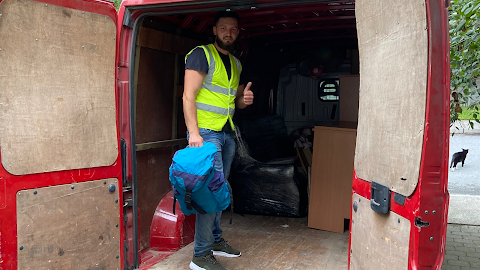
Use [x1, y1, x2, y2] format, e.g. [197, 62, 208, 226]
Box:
[216, 36, 235, 51]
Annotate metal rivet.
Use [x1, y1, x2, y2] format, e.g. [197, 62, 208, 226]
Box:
[358, 198, 361, 202]
[113, 37, 115, 40]
[35, 39, 38, 41]
[425, 210, 428, 215]
[33, 191, 37, 195]
[116, 255, 119, 259]
[115, 199, 118, 203]
[45, 4, 48, 6]
[104, 181, 107, 185]
[82, 46, 84, 49]
[108, 184, 116, 193]
[226, 8, 231, 11]
[429, 237, 434, 242]
[352, 219, 354, 224]
[251, 6, 256, 9]
[82, 11, 84, 14]
[398, 218, 400, 223]
[353, 201, 358, 212]
[0, 14, 2, 17]
[432, 210, 436, 215]
[116, 224, 119, 227]
[71, 185, 75, 189]
[350, 249, 352, 254]
[20, 246, 24, 250]
[18, 193, 21, 195]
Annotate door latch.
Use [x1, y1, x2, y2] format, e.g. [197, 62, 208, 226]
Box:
[123, 197, 133, 208]
[415, 217, 430, 228]
[370, 181, 391, 214]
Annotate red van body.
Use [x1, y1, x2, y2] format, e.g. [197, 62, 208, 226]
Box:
[0, 0, 450, 269]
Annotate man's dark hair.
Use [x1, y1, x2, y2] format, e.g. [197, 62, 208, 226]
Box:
[214, 11, 240, 25]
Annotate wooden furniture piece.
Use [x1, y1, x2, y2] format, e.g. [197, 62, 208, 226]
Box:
[308, 124, 357, 233]
[339, 75, 360, 122]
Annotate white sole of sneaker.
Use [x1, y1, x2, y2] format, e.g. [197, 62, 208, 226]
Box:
[189, 261, 207, 270]
[212, 251, 241, 258]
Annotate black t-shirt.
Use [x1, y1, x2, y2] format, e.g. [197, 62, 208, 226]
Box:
[185, 47, 237, 82]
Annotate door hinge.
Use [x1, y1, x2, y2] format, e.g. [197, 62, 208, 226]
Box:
[123, 185, 132, 192]
[370, 181, 391, 214]
[393, 192, 406, 205]
[123, 197, 133, 208]
[415, 217, 430, 228]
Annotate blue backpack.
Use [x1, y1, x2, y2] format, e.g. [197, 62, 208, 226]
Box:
[169, 142, 230, 215]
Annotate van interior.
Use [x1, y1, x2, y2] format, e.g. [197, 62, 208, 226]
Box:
[129, 1, 359, 269]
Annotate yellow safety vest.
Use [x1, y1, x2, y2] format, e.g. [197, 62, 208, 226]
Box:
[186, 44, 242, 131]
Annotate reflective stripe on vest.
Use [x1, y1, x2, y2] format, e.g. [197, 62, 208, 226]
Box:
[186, 44, 242, 131]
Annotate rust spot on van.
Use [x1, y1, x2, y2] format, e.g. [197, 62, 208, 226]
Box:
[62, 10, 72, 18]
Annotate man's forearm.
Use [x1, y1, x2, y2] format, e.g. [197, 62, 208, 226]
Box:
[183, 95, 199, 136]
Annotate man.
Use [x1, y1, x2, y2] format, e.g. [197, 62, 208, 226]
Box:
[183, 10, 254, 270]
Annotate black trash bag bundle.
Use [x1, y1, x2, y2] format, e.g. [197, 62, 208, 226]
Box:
[230, 116, 308, 217]
[234, 115, 295, 162]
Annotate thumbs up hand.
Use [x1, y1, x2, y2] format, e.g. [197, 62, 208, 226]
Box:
[243, 82, 254, 106]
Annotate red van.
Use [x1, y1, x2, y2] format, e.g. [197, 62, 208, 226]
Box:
[0, 0, 450, 269]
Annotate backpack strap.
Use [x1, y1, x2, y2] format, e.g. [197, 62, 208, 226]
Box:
[185, 190, 207, 214]
[173, 197, 176, 215]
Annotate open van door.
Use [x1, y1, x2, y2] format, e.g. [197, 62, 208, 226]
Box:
[350, 0, 450, 269]
[0, 0, 124, 269]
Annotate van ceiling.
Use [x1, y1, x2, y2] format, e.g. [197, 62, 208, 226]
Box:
[148, 0, 357, 51]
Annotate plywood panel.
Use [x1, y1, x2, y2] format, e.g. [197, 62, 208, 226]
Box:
[354, 0, 428, 196]
[137, 148, 174, 249]
[135, 47, 175, 144]
[16, 179, 121, 269]
[308, 126, 356, 233]
[137, 27, 202, 55]
[350, 193, 410, 270]
[0, 0, 117, 175]
[135, 47, 176, 249]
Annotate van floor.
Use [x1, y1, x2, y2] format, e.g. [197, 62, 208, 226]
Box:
[148, 213, 349, 270]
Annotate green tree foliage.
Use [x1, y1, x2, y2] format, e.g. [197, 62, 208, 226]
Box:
[450, 0, 480, 127]
[106, 0, 122, 10]
[113, 0, 122, 10]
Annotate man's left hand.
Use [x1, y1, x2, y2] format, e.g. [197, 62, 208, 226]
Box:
[243, 82, 254, 106]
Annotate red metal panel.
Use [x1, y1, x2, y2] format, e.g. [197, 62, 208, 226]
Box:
[149, 191, 195, 251]
[0, 0, 123, 269]
[349, 0, 450, 269]
[242, 15, 356, 28]
[139, 191, 195, 269]
[246, 23, 356, 38]
[123, 0, 196, 8]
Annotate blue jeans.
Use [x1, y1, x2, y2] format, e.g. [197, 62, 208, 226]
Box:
[187, 128, 236, 257]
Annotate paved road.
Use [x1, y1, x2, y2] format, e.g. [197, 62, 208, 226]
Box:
[448, 134, 480, 196]
[448, 133, 480, 225]
[442, 224, 480, 270]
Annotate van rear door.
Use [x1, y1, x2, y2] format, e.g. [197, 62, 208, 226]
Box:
[351, 0, 450, 269]
[0, 0, 123, 269]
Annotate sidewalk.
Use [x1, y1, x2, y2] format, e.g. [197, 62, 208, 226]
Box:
[442, 224, 480, 270]
[450, 120, 480, 134]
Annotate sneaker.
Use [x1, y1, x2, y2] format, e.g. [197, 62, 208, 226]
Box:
[211, 238, 241, 258]
[190, 251, 226, 270]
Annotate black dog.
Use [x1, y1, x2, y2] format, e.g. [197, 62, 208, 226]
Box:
[450, 149, 468, 171]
